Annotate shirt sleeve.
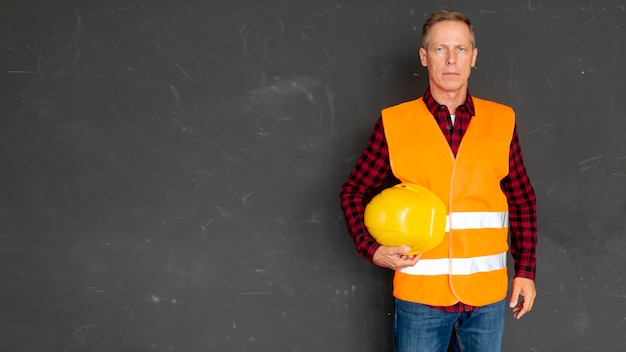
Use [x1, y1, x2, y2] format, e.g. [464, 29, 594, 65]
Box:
[339, 117, 392, 262]
[501, 124, 538, 280]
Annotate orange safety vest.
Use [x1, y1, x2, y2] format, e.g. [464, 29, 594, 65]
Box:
[381, 97, 515, 307]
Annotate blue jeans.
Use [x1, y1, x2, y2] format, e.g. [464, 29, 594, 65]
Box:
[394, 298, 505, 352]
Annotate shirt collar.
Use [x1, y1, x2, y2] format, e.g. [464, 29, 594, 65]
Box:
[423, 86, 475, 116]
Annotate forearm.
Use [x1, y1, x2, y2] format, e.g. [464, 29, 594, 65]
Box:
[340, 181, 381, 262]
[504, 125, 538, 280]
[339, 118, 390, 262]
[509, 202, 537, 280]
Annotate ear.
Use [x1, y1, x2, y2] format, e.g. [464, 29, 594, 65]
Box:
[419, 47, 427, 67]
[471, 47, 478, 67]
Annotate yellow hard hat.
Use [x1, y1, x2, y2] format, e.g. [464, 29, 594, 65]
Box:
[364, 183, 447, 255]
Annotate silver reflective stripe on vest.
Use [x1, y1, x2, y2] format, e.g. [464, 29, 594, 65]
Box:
[399, 252, 507, 276]
[445, 211, 509, 232]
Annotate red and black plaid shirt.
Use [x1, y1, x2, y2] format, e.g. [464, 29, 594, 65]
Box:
[339, 87, 537, 312]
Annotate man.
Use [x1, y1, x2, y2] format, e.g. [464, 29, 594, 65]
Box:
[339, 9, 537, 352]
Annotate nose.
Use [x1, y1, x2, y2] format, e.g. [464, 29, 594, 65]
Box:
[447, 52, 456, 65]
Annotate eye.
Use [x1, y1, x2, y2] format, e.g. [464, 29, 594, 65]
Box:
[435, 47, 445, 52]
[458, 47, 467, 52]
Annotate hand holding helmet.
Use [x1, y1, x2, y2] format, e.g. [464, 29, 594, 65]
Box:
[364, 183, 447, 255]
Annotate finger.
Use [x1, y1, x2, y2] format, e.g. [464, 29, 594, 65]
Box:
[522, 294, 535, 313]
[525, 291, 537, 310]
[509, 286, 521, 308]
[515, 288, 536, 318]
[511, 305, 522, 319]
[515, 295, 536, 319]
[512, 303, 523, 319]
[514, 302, 531, 319]
[398, 246, 412, 255]
[524, 298, 534, 313]
[395, 253, 421, 269]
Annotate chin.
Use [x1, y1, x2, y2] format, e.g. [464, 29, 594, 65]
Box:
[439, 84, 464, 92]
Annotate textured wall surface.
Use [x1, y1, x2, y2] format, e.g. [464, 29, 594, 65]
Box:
[1, 1, 625, 351]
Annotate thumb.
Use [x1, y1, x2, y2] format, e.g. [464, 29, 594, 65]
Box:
[399, 246, 411, 254]
[388, 246, 410, 255]
[509, 284, 520, 308]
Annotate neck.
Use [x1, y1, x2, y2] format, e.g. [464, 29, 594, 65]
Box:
[430, 86, 468, 114]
